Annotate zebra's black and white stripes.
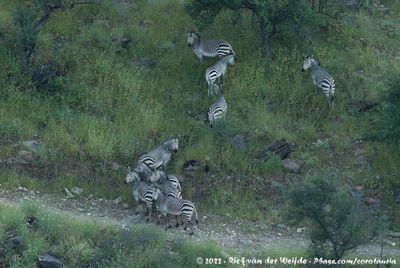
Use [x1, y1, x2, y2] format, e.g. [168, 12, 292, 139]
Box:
[205, 54, 235, 96]
[138, 138, 179, 171]
[187, 30, 235, 63]
[152, 189, 199, 235]
[302, 55, 336, 109]
[207, 89, 227, 127]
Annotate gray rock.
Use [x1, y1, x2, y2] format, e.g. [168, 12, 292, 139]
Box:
[64, 188, 74, 198]
[231, 134, 247, 152]
[75, 207, 86, 212]
[113, 196, 122, 204]
[18, 150, 34, 165]
[37, 253, 64, 268]
[282, 159, 300, 173]
[127, 214, 145, 224]
[22, 140, 40, 152]
[70, 187, 83, 195]
[111, 162, 122, 171]
[354, 148, 366, 157]
[122, 203, 129, 209]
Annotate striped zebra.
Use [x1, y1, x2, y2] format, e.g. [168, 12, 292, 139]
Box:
[302, 55, 336, 109]
[125, 168, 155, 221]
[207, 88, 227, 127]
[187, 30, 235, 63]
[152, 189, 199, 235]
[205, 54, 235, 96]
[138, 138, 179, 171]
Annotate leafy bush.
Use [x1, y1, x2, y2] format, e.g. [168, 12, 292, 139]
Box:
[286, 173, 377, 260]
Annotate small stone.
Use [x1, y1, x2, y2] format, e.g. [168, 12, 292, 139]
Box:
[297, 228, 304, 234]
[17, 186, 28, 192]
[277, 224, 286, 229]
[122, 203, 129, 209]
[314, 139, 324, 146]
[18, 150, 34, 165]
[113, 196, 122, 204]
[70, 187, 83, 195]
[88, 194, 94, 199]
[282, 159, 301, 174]
[111, 162, 122, 171]
[231, 134, 247, 152]
[75, 207, 86, 212]
[64, 188, 74, 198]
[21, 140, 40, 152]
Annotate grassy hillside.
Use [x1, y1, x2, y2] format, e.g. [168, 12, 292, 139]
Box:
[0, 201, 227, 267]
[0, 0, 399, 228]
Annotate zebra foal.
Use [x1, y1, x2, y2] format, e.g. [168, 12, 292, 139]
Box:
[187, 30, 235, 63]
[302, 55, 336, 109]
[125, 168, 155, 221]
[152, 189, 199, 235]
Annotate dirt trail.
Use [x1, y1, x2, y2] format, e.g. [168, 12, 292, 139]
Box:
[0, 187, 399, 259]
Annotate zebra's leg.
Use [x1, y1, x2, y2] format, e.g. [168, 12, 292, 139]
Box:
[166, 214, 172, 229]
[329, 96, 334, 110]
[175, 216, 180, 228]
[188, 221, 194, 235]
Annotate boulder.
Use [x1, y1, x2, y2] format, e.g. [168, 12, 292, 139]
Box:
[37, 254, 64, 268]
[282, 159, 300, 174]
[18, 150, 34, 165]
[231, 134, 247, 152]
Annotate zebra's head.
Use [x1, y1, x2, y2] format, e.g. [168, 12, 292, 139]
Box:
[149, 170, 165, 183]
[164, 138, 179, 153]
[125, 167, 140, 184]
[302, 55, 317, 72]
[152, 187, 163, 201]
[224, 54, 235, 66]
[187, 30, 200, 48]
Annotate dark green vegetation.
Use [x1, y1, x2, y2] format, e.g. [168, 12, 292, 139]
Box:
[0, 202, 226, 267]
[287, 173, 377, 260]
[0, 0, 399, 252]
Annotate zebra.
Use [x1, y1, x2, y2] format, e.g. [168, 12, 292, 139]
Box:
[205, 54, 235, 96]
[302, 55, 336, 109]
[125, 168, 155, 221]
[152, 188, 199, 235]
[187, 30, 235, 63]
[138, 138, 179, 171]
[207, 88, 227, 127]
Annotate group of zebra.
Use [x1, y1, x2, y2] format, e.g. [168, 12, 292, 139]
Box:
[187, 30, 336, 112]
[124, 138, 199, 235]
[124, 31, 336, 235]
[187, 30, 236, 127]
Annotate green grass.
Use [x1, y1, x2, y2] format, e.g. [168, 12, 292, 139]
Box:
[0, 0, 399, 227]
[0, 201, 232, 267]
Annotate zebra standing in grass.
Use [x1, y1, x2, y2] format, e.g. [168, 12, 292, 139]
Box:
[207, 85, 227, 127]
[187, 30, 235, 63]
[302, 55, 336, 109]
[152, 188, 199, 235]
[138, 138, 179, 171]
[125, 168, 155, 221]
[205, 54, 235, 96]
